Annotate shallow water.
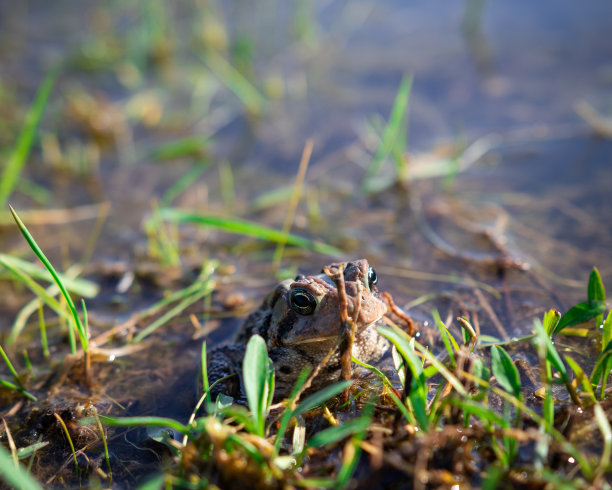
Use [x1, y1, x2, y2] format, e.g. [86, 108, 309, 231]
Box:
[0, 0, 611, 485]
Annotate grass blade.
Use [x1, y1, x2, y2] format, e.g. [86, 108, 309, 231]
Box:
[533, 320, 569, 384]
[377, 325, 429, 430]
[84, 416, 188, 434]
[590, 338, 612, 391]
[293, 380, 352, 417]
[588, 267, 606, 327]
[0, 254, 98, 297]
[201, 50, 266, 114]
[0, 379, 37, 401]
[133, 278, 215, 342]
[307, 416, 371, 449]
[159, 208, 342, 256]
[602, 310, 612, 350]
[0, 69, 56, 209]
[363, 75, 413, 191]
[594, 403, 612, 477]
[0, 444, 43, 490]
[10, 206, 88, 352]
[433, 309, 458, 366]
[0, 345, 25, 389]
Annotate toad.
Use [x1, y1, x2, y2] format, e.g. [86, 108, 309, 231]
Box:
[204, 259, 390, 402]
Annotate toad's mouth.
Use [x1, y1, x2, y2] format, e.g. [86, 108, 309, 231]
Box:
[288, 319, 380, 345]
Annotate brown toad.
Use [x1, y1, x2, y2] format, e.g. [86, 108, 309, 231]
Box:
[205, 259, 390, 402]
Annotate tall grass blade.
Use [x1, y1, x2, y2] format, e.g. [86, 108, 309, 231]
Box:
[201, 50, 266, 114]
[595, 402, 612, 477]
[53, 413, 79, 479]
[433, 309, 458, 366]
[159, 208, 342, 256]
[363, 75, 412, 191]
[0, 69, 57, 209]
[9, 206, 88, 352]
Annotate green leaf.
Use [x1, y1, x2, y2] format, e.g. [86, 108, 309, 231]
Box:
[447, 398, 507, 427]
[602, 310, 612, 352]
[377, 325, 429, 431]
[273, 368, 311, 454]
[590, 338, 612, 390]
[159, 208, 342, 256]
[553, 301, 606, 335]
[135, 475, 165, 490]
[433, 309, 457, 367]
[491, 345, 521, 399]
[307, 416, 371, 448]
[565, 356, 595, 403]
[0, 444, 43, 490]
[533, 320, 569, 384]
[243, 335, 272, 437]
[595, 402, 612, 475]
[588, 267, 606, 327]
[152, 136, 209, 161]
[16, 442, 48, 460]
[542, 309, 561, 337]
[472, 357, 490, 384]
[352, 356, 414, 424]
[588, 268, 606, 301]
[293, 380, 352, 416]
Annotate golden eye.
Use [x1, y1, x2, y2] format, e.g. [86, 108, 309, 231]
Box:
[290, 288, 317, 315]
[367, 266, 378, 289]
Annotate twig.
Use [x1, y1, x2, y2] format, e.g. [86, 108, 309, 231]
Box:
[324, 263, 357, 403]
[383, 291, 416, 336]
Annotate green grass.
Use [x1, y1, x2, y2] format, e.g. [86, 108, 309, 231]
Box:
[0, 69, 57, 209]
[362, 75, 413, 193]
[9, 206, 89, 355]
[3, 226, 611, 489]
[158, 207, 343, 257]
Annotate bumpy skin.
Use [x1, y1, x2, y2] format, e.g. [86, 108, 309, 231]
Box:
[205, 259, 389, 403]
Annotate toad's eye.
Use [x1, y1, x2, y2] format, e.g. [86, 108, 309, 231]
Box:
[367, 266, 378, 289]
[289, 288, 317, 315]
